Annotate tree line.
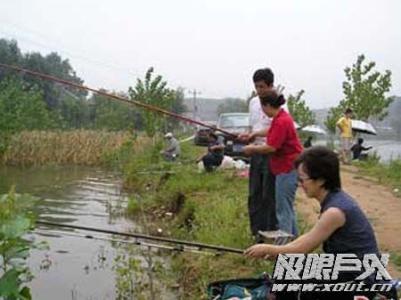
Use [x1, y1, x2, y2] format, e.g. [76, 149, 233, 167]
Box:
[0, 38, 394, 137]
[0, 38, 186, 136]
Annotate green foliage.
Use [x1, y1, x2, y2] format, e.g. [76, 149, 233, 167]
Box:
[341, 54, 392, 121]
[21, 52, 86, 110]
[287, 90, 315, 128]
[120, 143, 271, 298]
[357, 158, 401, 191]
[128, 67, 177, 137]
[325, 54, 393, 133]
[0, 39, 22, 67]
[324, 106, 343, 134]
[217, 98, 248, 115]
[0, 77, 56, 132]
[0, 38, 90, 129]
[89, 90, 143, 131]
[127, 196, 142, 216]
[1, 39, 188, 132]
[113, 243, 168, 299]
[0, 38, 85, 109]
[0, 188, 45, 300]
[390, 252, 401, 271]
[57, 94, 91, 129]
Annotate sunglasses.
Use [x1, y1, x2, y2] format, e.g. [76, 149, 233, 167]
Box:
[298, 176, 312, 184]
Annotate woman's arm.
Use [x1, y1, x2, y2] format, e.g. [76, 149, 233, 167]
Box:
[244, 208, 346, 258]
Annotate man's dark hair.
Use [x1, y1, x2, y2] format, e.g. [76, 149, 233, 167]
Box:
[253, 68, 274, 86]
[345, 108, 353, 114]
[259, 89, 285, 108]
[295, 146, 341, 191]
[358, 138, 364, 144]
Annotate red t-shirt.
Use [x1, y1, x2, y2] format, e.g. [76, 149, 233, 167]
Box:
[267, 109, 303, 175]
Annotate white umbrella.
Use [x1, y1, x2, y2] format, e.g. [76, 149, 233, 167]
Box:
[352, 120, 377, 135]
[301, 125, 327, 135]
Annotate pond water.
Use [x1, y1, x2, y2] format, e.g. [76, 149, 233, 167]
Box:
[0, 165, 176, 300]
[314, 139, 401, 162]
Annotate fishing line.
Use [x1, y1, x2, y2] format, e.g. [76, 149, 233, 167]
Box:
[0, 63, 236, 137]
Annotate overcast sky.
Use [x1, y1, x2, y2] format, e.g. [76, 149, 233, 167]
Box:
[1, 0, 401, 109]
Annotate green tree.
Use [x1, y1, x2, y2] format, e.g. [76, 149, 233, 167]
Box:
[325, 54, 392, 134]
[324, 106, 343, 134]
[0, 39, 22, 72]
[164, 87, 187, 132]
[342, 54, 392, 121]
[90, 90, 143, 131]
[57, 93, 90, 129]
[128, 67, 176, 137]
[22, 51, 86, 110]
[217, 98, 248, 115]
[0, 77, 56, 132]
[1, 38, 88, 129]
[287, 90, 315, 128]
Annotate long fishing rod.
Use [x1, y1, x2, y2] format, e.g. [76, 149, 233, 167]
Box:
[36, 220, 244, 254]
[0, 63, 236, 137]
[34, 228, 218, 256]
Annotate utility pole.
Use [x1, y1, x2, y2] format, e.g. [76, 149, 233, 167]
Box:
[189, 89, 201, 120]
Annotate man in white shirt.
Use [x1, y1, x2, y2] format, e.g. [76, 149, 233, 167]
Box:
[240, 68, 277, 240]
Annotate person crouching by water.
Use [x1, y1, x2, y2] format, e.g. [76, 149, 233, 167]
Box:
[351, 138, 372, 160]
[161, 132, 180, 161]
[245, 146, 381, 300]
[243, 90, 302, 235]
[197, 132, 225, 172]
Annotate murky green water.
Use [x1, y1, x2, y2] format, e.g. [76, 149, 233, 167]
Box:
[0, 165, 175, 300]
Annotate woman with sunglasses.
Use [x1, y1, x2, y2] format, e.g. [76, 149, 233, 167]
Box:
[245, 146, 382, 299]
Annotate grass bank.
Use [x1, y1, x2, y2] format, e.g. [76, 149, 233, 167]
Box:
[1, 130, 149, 166]
[354, 156, 401, 196]
[119, 141, 273, 298]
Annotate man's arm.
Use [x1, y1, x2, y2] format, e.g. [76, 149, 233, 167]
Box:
[244, 208, 346, 258]
[336, 118, 344, 134]
[362, 146, 372, 151]
[243, 144, 276, 156]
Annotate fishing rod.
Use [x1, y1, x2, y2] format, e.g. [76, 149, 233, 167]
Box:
[34, 228, 218, 256]
[0, 63, 236, 138]
[36, 220, 244, 255]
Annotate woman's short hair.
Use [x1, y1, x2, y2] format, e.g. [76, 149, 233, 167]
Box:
[295, 146, 341, 191]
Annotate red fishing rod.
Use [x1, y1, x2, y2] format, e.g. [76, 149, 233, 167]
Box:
[0, 63, 236, 137]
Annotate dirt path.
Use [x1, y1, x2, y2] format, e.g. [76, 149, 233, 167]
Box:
[296, 165, 401, 277]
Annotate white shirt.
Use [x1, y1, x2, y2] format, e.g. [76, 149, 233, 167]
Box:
[248, 96, 271, 145]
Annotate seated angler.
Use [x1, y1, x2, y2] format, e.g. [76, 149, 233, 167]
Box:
[245, 146, 385, 299]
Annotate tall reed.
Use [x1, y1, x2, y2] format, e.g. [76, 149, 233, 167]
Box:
[2, 130, 148, 166]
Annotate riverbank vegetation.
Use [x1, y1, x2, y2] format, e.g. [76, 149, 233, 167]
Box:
[0, 38, 187, 165]
[1, 130, 145, 166]
[355, 155, 401, 196]
[0, 188, 47, 299]
[116, 142, 272, 298]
